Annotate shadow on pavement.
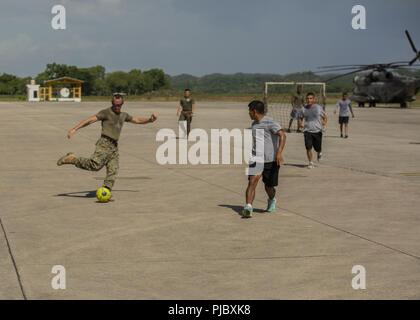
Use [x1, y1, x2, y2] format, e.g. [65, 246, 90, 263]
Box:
[284, 163, 307, 168]
[55, 190, 140, 198]
[219, 204, 266, 216]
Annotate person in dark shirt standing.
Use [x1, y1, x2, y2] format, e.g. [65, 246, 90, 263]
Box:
[177, 89, 196, 137]
[57, 93, 157, 194]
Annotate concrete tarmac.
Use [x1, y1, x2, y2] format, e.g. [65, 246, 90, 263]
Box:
[1, 101, 420, 299]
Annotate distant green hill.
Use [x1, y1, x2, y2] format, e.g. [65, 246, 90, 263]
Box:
[1, 64, 419, 97]
[169, 70, 420, 94]
[169, 72, 323, 93]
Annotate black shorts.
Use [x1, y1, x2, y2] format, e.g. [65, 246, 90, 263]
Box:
[248, 161, 280, 187]
[339, 116, 349, 124]
[304, 131, 323, 152]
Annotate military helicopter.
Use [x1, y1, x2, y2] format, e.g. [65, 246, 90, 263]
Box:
[317, 30, 420, 108]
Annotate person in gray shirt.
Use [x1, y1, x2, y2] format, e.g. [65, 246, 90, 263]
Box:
[298, 92, 328, 169]
[287, 85, 304, 133]
[242, 100, 287, 218]
[334, 92, 354, 138]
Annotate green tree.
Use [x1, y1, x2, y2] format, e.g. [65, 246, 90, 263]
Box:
[143, 68, 169, 91]
[106, 71, 130, 94]
[127, 69, 145, 95]
[0, 73, 28, 95]
[91, 78, 109, 96]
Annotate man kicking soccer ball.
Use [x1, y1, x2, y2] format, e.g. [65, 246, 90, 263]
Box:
[334, 92, 354, 138]
[299, 92, 327, 169]
[57, 93, 157, 197]
[242, 100, 286, 218]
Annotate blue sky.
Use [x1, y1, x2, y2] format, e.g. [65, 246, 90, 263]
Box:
[0, 0, 419, 77]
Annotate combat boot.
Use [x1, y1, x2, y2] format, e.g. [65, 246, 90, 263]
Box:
[57, 152, 76, 166]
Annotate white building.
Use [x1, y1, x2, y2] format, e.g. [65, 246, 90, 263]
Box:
[26, 79, 40, 102]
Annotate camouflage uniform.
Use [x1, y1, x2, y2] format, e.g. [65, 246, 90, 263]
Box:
[74, 107, 132, 190]
[179, 97, 195, 136]
[75, 136, 119, 190]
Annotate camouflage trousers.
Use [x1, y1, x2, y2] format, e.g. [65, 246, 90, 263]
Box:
[179, 111, 193, 136]
[74, 137, 119, 190]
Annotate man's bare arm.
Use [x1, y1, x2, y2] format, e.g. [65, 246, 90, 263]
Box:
[275, 129, 287, 166]
[321, 113, 328, 126]
[129, 114, 157, 124]
[67, 115, 98, 139]
[299, 118, 305, 129]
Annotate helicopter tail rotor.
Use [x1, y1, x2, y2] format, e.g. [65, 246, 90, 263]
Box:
[405, 30, 420, 65]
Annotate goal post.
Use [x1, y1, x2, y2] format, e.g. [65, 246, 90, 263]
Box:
[264, 81, 326, 129]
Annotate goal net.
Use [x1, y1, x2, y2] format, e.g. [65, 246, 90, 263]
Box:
[264, 82, 326, 130]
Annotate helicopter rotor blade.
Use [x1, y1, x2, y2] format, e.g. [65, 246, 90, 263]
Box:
[389, 61, 411, 65]
[406, 30, 418, 53]
[387, 64, 411, 69]
[409, 56, 420, 66]
[319, 63, 406, 71]
[395, 65, 420, 70]
[316, 66, 364, 71]
[318, 64, 369, 69]
[315, 68, 363, 74]
[405, 30, 420, 66]
[325, 69, 366, 82]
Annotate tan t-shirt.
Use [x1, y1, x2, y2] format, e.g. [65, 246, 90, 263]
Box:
[180, 97, 195, 112]
[96, 107, 133, 141]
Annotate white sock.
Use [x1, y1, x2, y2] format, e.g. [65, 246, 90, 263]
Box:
[246, 203, 252, 208]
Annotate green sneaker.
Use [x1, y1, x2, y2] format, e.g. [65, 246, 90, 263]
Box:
[241, 205, 253, 218]
[266, 198, 277, 213]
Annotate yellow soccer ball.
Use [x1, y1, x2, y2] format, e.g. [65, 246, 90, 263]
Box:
[96, 187, 111, 202]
